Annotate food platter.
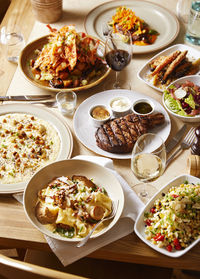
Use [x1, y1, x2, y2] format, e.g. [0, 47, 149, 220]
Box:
[84, 0, 179, 54]
[138, 44, 200, 92]
[19, 35, 110, 93]
[73, 89, 171, 159]
[0, 104, 73, 194]
[24, 159, 124, 242]
[134, 174, 200, 257]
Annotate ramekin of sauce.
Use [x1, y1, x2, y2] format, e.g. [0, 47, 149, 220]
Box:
[132, 98, 154, 116]
[89, 105, 111, 127]
[109, 96, 132, 117]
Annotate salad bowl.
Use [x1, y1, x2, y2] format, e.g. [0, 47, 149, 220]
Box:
[162, 75, 200, 123]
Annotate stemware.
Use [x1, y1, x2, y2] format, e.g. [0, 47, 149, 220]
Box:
[131, 133, 166, 204]
[104, 28, 132, 89]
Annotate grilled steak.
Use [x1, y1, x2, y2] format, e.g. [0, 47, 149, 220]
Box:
[95, 112, 165, 153]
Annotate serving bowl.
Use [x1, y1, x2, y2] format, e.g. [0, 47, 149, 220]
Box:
[162, 75, 200, 123]
[19, 35, 110, 93]
[134, 174, 200, 257]
[24, 159, 124, 242]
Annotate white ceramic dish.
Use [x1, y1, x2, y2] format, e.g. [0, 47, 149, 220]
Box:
[73, 89, 171, 159]
[134, 174, 200, 258]
[89, 104, 111, 127]
[84, 0, 179, 54]
[0, 104, 73, 194]
[137, 44, 200, 92]
[132, 98, 154, 116]
[24, 159, 124, 242]
[162, 75, 200, 123]
[109, 96, 132, 118]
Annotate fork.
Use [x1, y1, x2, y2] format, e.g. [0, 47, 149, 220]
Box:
[76, 200, 119, 248]
[166, 127, 196, 167]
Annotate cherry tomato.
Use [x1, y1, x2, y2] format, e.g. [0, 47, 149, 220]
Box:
[153, 233, 165, 241]
[166, 244, 172, 252]
[145, 219, 152, 226]
[150, 207, 156, 213]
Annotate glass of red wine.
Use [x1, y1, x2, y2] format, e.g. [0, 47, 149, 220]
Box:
[104, 29, 132, 89]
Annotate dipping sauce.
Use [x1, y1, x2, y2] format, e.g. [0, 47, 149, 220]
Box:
[110, 97, 131, 112]
[133, 102, 153, 115]
[91, 106, 110, 120]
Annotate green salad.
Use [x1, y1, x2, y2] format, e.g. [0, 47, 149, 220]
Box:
[164, 80, 200, 117]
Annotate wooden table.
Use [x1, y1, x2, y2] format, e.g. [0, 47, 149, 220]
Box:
[0, 0, 200, 272]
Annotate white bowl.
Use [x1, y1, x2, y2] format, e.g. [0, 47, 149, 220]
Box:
[134, 174, 200, 257]
[132, 98, 154, 116]
[162, 75, 200, 123]
[109, 96, 132, 117]
[23, 159, 124, 242]
[89, 104, 111, 127]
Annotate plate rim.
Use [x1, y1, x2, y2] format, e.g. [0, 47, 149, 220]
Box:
[134, 174, 200, 257]
[0, 103, 73, 194]
[137, 44, 200, 93]
[84, 0, 180, 54]
[23, 158, 125, 242]
[19, 35, 111, 93]
[73, 89, 171, 160]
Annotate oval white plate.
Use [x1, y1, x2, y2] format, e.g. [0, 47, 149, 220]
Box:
[84, 0, 179, 54]
[0, 104, 73, 193]
[24, 159, 124, 242]
[73, 89, 171, 159]
[138, 44, 200, 92]
[134, 174, 200, 257]
[162, 75, 200, 123]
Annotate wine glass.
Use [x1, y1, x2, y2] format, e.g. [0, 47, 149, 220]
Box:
[104, 29, 132, 89]
[131, 133, 166, 204]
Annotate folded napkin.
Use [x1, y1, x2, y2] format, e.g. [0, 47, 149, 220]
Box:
[13, 155, 144, 266]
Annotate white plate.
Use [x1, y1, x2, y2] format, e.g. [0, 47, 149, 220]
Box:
[0, 104, 73, 194]
[84, 0, 179, 54]
[24, 159, 124, 242]
[162, 75, 200, 123]
[138, 44, 200, 92]
[73, 89, 171, 159]
[134, 174, 200, 257]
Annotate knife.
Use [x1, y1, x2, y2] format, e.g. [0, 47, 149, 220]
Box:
[0, 95, 53, 101]
[166, 124, 187, 153]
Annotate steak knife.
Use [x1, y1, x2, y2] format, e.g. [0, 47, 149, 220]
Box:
[166, 124, 187, 153]
[0, 95, 53, 101]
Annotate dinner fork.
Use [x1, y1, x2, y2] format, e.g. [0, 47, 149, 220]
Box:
[76, 200, 119, 248]
[166, 127, 196, 167]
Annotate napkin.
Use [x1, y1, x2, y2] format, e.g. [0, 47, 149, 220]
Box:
[13, 155, 144, 266]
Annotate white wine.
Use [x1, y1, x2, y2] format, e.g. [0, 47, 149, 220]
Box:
[131, 153, 164, 182]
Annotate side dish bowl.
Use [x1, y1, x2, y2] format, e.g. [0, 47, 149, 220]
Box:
[162, 75, 200, 123]
[24, 159, 124, 242]
[19, 35, 111, 93]
[134, 174, 200, 257]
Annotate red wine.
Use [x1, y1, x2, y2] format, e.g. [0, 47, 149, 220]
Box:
[105, 49, 131, 71]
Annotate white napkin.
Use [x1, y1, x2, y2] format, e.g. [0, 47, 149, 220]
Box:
[13, 155, 144, 266]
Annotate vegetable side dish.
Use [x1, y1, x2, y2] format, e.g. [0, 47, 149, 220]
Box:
[164, 80, 200, 117]
[144, 182, 200, 252]
[35, 175, 112, 239]
[30, 25, 107, 89]
[108, 6, 159, 45]
[148, 50, 200, 90]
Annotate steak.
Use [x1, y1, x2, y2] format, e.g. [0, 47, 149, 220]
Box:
[95, 112, 165, 154]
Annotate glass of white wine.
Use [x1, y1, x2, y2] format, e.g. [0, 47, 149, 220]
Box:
[131, 133, 166, 204]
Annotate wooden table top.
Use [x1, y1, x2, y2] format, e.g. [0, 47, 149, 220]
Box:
[0, 0, 200, 271]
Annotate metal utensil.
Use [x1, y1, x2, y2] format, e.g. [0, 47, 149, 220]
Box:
[166, 124, 187, 154]
[30, 101, 57, 108]
[0, 95, 53, 101]
[76, 200, 119, 248]
[166, 127, 196, 167]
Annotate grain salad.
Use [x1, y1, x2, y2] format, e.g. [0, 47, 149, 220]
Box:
[144, 182, 200, 252]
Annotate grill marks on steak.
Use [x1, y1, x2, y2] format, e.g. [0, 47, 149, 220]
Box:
[95, 113, 165, 153]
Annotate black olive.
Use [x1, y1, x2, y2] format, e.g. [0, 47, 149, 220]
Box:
[49, 78, 64, 88]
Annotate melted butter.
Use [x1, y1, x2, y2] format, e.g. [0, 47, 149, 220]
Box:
[91, 106, 110, 120]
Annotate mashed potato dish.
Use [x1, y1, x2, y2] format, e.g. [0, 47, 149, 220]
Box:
[0, 113, 60, 184]
[35, 175, 112, 238]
